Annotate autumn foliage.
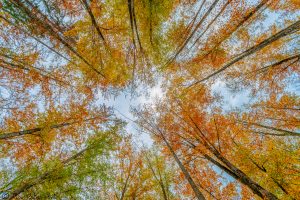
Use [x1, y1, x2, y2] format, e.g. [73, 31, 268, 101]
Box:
[0, 0, 299, 199]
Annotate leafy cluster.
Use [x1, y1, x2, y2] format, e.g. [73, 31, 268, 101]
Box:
[0, 0, 299, 199]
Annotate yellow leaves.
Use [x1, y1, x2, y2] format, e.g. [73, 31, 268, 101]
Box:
[2, 118, 21, 133]
[236, 27, 250, 42]
[290, 0, 300, 8]
[64, 24, 81, 38]
[167, 21, 186, 46]
[1, 0, 299, 199]
[36, 109, 63, 127]
[39, 125, 56, 144]
[255, 32, 268, 45]
[23, 52, 39, 66]
[208, 47, 227, 68]
[65, 17, 135, 88]
[90, 1, 103, 17]
[251, 94, 300, 131]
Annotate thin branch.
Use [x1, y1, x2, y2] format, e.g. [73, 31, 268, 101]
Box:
[188, 20, 300, 88]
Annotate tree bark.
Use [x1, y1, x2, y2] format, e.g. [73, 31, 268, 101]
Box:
[240, 120, 300, 137]
[6, 148, 88, 199]
[189, 119, 279, 200]
[8, 0, 106, 78]
[188, 19, 300, 87]
[81, 0, 106, 43]
[159, 131, 206, 200]
[0, 116, 105, 140]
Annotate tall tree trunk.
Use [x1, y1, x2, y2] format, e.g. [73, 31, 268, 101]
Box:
[189, 119, 279, 200]
[6, 148, 88, 200]
[0, 116, 105, 140]
[188, 19, 300, 87]
[239, 121, 300, 137]
[159, 131, 206, 200]
[8, 0, 106, 78]
[145, 153, 168, 200]
[81, 0, 106, 43]
[166, 0, 220, 66]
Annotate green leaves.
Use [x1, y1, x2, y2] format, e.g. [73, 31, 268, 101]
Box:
[3, 125, 122, 199]
[0, 0, 299, 199]
[1, 0, 29, 22]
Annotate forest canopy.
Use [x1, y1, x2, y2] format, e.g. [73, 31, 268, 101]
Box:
[0, 0, 299, 199]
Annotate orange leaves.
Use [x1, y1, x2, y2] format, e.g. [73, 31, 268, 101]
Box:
[0, 0, 299, 199]
[2, 117, 21, 133]
[251, 94, 300, 132]
[208, 47, 227, 68]
[60, 0, 81, 12]
[0, 102, 111, 165]
[269, 0, 300, 11]
[236, 27, 250, 43]
[221, 182, 238, 198]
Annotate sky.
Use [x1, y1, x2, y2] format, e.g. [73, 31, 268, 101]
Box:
[97, 77, 254, 147]
[97, 84, 164, 147]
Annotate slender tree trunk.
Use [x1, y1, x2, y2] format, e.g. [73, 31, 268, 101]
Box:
[0, 116, 105, 140]
[128, 0, 136, 48]
[196, 0, 269, 64]
[137, 111, 206, 199]
[240, 121, 300, 136]
[7, 148, 88, 199]
[248, 159, 293, 198]
[120, 167, 131, 200]
[190, 121, 278, 200]
[9, 0, 106, 78]
[189, 19, 300, 87]
[159, 132, 206, 200]
[166, 0, 220, 66]
[0, 15, 73, 64]
[145, 153, 168, 200]
[81, 0, 106, 43]
[248, 54, 300, 75]
[190, 0, 231, 49]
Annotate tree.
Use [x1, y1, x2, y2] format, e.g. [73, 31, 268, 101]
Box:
[0, 0, 299, 199]
[1, 123, 122, 199]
